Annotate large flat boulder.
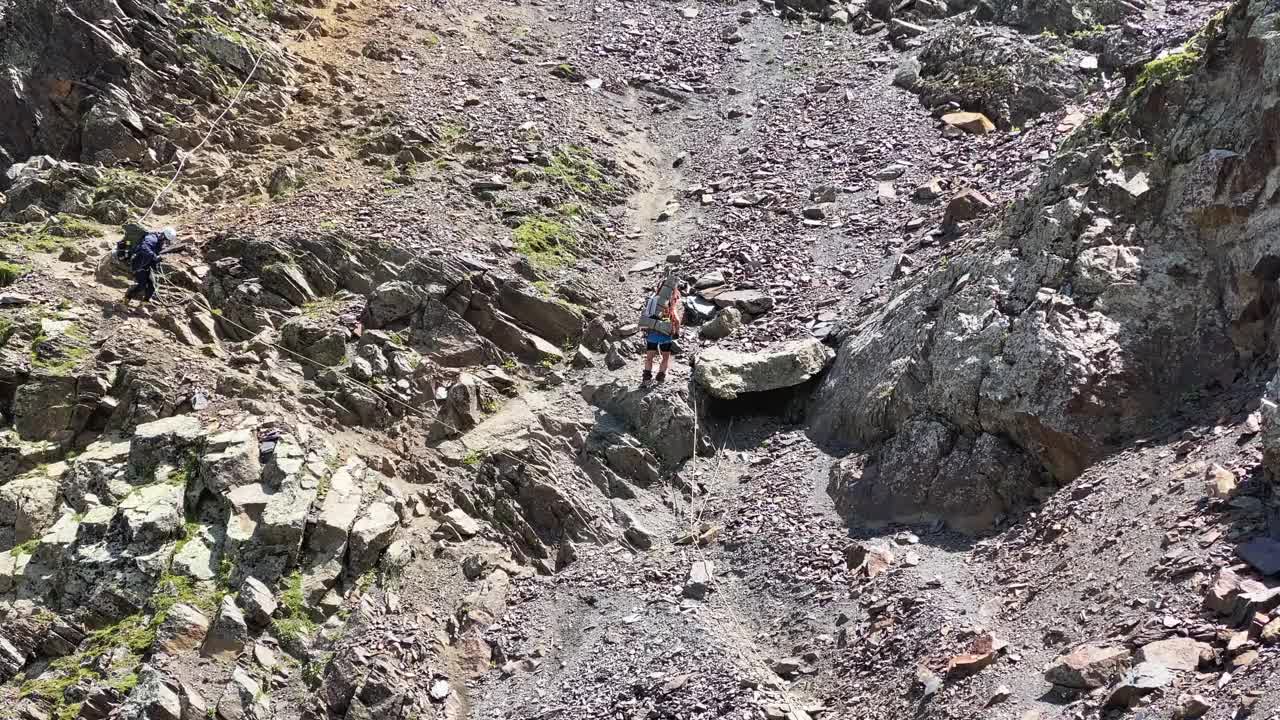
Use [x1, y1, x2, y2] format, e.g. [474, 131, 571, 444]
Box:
[693, 338, 834, 400]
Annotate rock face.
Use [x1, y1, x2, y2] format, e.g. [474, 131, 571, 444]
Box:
[0, 0, 295, 169]
[914, 25, 1084, 128]
[583, 380, 707, 467]
[693, 338, 834, 400]
[811, 9, 1278, 528]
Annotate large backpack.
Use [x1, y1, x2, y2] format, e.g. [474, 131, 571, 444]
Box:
[639, 272, 682, 335]
[115, 222, 147, 262]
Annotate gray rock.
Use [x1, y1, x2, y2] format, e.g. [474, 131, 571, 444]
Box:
[572, 345, 598, 369]
[612, 505, 654, 550]
[1106, 662, 1173, 708]
[237, 577, 278, 629]
[129, 415, 206, 475]
[498, 283, 585, 346]
[347, 500, 399, 576]
[443, 508, 482, 538]
[12, 375, 78, 442]
[413, 298, 503, 367]
[1046, 644, 1131, 689]
[711, 289, 774, 315]
[280, 315, 348, 366]
[912, 24, 1083, 127]
[700, 308, 743, 341]
[267, 165, 298, 197]
[1136, 637, 1210, 672]
[0, 466, 63, 544]
[155, 603, 210, 655]
[115, 666, 183, 720]
[693, 338, 834, 400]
[683, 561, 714, 599]
[366, 280, 425, 328]
[1236, 538, 1280, 576]
[118, 483, 184, 546]
[583, 381, 705, 467]
[215, 666, 269, 720]
[202, 596, 249, 661]
[604, 441, 661, 487]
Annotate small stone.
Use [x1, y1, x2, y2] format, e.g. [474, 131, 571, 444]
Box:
[1106, 662, 1173, 708]
[988, 684, 1012, 706]
[1175, 694, 1212, 719]
[1206, 463, 1237, 498]
[913, 178, 943, 200]
[1231, 649, 1259, 668]
[845, 540, 895, 579]
[944, 189, 994, 225]
[683, 561, 714, 600]
[802, 205, 827, 220]
[430, 680, 451, 701]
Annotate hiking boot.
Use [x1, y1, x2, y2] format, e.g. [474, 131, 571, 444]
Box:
[655, 371, 666, 384]
[641, 370, 653, 387]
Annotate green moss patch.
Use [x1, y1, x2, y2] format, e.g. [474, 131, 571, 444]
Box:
[513, 216, 578, 270]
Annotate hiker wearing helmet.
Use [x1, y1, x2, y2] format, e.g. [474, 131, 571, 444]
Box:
[124, 226, 175, 303]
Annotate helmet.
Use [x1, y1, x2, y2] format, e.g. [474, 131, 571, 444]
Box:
[162, 227, 177, 243]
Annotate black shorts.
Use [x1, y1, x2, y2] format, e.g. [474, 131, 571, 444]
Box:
[645, 341, 673, 353]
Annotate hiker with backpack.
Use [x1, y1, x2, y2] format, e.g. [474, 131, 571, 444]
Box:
[639, 272, 682, 387]
[119, 226, 176, 304]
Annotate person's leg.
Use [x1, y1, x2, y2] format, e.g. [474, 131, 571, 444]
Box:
[125, 270, 145, 301]
[642, 342, 656, 385]
[656, 347, 671, 382]
[141, 270, 156, 301]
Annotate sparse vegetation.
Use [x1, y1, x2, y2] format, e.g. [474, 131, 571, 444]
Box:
[10, 538, 40, 557]
[271, 571, 317, 642]
[545, 145, 612, 196]
[462, 449, 485, 467]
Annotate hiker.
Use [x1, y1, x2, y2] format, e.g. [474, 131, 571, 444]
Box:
[123, 226, 175, 304]
[641, 275, 682, 387]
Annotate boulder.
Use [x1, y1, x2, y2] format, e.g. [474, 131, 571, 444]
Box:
[941, 111, 996, 134]
[498, 283, 585, 346]
[1105, 662, 1173, 709]
[918, 26, 1084, 129]
[700, 307, 743, 340]
[237, 577, 277, 629]
[366, 281, 426, 328]
[413, 298, 503, 367]
[844, 540, 896, 578]
[12, 375, 78, 442]
[155, 603, 210, 655]
[115, 666, 183, 720]
[280, 315, 348, 366]
[1045, 644, 1131, 689]
[129, 416, 205, 475]
[442, 508, 482, 538]
[215, 666, 269, 720]
[944, 189, 995, 226]
[117, 483, 184, 546]
[583, 381, 705, 467]
[0, 467, 63, 544]
[693, 338, 834, 400]
[1136, 637, 1211, 672]
[201, 595, 249, 661]
[710, 289, 774, 315]
[347, 500, 399, 576]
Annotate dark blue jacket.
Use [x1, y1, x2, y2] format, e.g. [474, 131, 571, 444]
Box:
[131, 233, 166, 273]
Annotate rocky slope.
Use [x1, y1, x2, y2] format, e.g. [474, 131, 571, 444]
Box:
[1, 0, 1278, 718]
